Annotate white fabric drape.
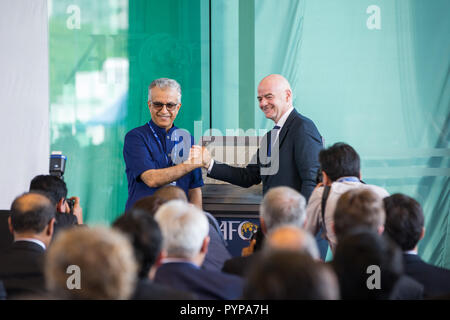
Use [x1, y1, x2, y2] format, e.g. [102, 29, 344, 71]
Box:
[0, 0, 49, 209]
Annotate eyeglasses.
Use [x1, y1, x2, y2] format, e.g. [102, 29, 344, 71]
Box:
[151, 101, 179, 111]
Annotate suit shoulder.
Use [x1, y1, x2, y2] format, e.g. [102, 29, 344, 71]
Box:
[292, 112, 321, 136]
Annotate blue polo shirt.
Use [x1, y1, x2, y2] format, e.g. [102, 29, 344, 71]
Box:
[123, 120, 204, 211]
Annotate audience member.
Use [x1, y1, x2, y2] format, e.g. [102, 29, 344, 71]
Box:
[29, 175, 82, 233]
[134, 186, 232, 272]
[332, 228, 403, 299]
[333, 188, 386, 241]
[243, 250, 339, 300]
[113, 209, 195, 299]
[333, 189, 424, 299]
[223, 186, 307, 276]
[154, 200, 243, 300]
[265, 225, 320, 259]
[0, 192, 55, 298]
[45, 226, 137, 300]
[384, 194, 450, 297]
[305, 143, 389, 252]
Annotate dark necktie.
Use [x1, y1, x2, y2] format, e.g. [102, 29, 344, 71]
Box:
[268, 125, 281, 157]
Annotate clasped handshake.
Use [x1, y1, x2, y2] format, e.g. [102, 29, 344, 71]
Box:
[183, 146, 212, 169]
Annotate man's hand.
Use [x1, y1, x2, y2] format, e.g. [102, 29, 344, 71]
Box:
[241, 239, 256, 257]
[68, 196, 83, 225]
[183, 145, 203, 168]
[201, 146, 212, 169]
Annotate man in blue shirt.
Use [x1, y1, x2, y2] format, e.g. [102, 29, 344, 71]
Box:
[123, 78, 204, 211]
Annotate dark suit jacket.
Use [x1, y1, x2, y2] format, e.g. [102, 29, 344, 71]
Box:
[203, 211, 232, 272]
[154, 262, 243, 300]
[132, 278, 196, 300]
[403, 253, 450, 298]
[222, 252, 260, 278]
[389, 274, 424, 300]
[0, 210, 13, 252]
[208, 109, 322, 200]
[0, 241, 47, 298]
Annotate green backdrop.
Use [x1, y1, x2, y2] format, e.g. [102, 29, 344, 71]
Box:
[49, 0, 449, 268]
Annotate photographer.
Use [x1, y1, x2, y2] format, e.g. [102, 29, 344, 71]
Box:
[29, 175, 83, 234]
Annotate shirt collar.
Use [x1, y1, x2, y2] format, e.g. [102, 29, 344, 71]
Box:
[336, 176, 361, 183]
[161, 258, 200, 268]
[275, 107, 294, 129]
[149, 119, 177, 135]
[14, 238, 46, 250]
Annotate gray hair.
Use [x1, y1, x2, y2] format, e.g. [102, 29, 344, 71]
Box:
[266, 225, 320, 260]
[148, 78, 182, 103]
[154, 200, 209, 259]
[260, 186, 307, 232]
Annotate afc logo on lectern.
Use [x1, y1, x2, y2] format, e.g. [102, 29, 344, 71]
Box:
[220, 220, 258, 241]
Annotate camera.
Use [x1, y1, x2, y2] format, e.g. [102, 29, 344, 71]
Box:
[66, 198, 75, 212]
[49, 151, 74, 214]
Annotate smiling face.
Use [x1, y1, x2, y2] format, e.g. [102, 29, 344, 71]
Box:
[148, 86, 181, 131]
[257, 75, 292, 123]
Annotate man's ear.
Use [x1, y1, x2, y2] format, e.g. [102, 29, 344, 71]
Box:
[46, 218, 56, 237]
[159, 249, 168, 261]
[377, 225, 384, 235]
[57, 198, 66, 213]
[420, 227, 425, 240]
[8, 216, 13, 235]
[322, 171, 332, 186]
[260, 217, 267, 235]
[201, 236, 210, 255]
[154, 251, 165, 267]
[359, 171, 362, 180]
[285, 89, 292, 103]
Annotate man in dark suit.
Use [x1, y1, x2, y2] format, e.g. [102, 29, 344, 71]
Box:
[154, 200, 243, 300]
[113, 208, 195, 300]
[0, 192, 55, 298]
[201, 74, 322, 201]
[384, 194, 450, 298]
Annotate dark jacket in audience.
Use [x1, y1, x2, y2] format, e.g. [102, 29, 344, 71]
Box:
[222, 252, 261, 277]
[155, 262, 243, 300]
[0, 240, 46, 298]
[389, 274, 424, 300]
[202, 211, 232, 272]
[132, 278, 196, 300]
[403, 253, 450, 298]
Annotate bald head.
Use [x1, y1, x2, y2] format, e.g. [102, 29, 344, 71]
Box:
[10, 192, 55, 234]
[258, 74, 292, 92]
[266, 226, 320, 259]
[257, 74, 293, 123]
[153, 186, 188, 202]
